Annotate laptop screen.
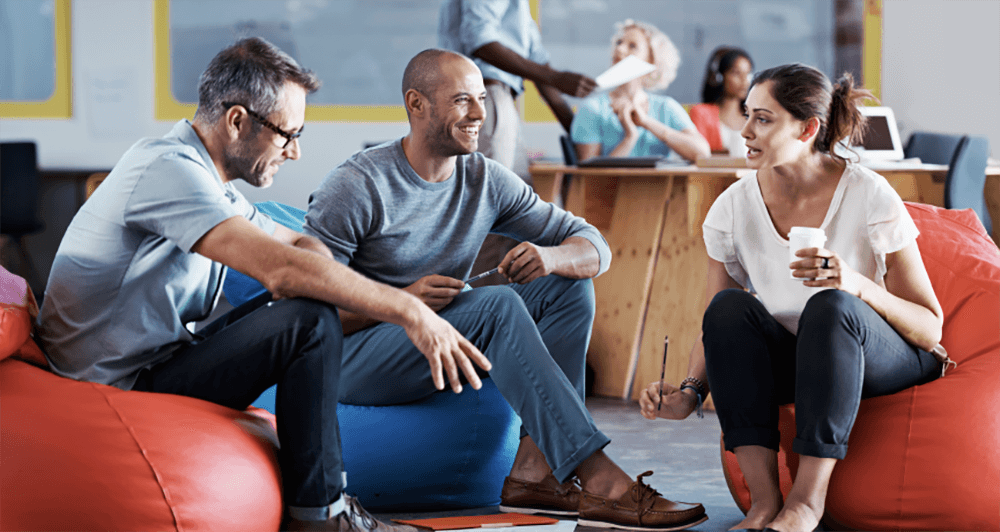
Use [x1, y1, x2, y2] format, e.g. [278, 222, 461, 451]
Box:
[862, 115, 895, 151]
[842, 106, 905, 161]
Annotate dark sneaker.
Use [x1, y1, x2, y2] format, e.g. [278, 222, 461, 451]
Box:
[287, 495, 419, 532]
[577, 471, 707, 531]
[499, 473, 582, 516]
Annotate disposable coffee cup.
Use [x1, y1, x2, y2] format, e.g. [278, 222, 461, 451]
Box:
[788, 227, 826, 280]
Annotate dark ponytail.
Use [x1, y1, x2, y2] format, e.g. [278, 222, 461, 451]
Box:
[820, 73, 873, 160]
[750, 64, 875, 163]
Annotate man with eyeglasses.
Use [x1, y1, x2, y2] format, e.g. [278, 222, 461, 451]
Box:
[38, 38, 485, 531]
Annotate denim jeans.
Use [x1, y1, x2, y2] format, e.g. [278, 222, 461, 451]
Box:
[702, 289, 941, 459]
[340, 275, 609, 482]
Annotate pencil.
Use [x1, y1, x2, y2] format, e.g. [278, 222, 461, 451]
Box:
[657, 336, 668, 413]
[465, 267, 500, 284]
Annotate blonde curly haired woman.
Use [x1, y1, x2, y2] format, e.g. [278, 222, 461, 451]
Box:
[571, 20, 710, 161]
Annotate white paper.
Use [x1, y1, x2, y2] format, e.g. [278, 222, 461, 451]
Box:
[594, 55, 657, 90]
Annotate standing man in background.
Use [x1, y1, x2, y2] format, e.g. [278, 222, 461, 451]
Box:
[438, 0, 597, 283]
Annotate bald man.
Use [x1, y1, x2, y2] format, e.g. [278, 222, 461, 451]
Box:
[302, 49, 707, 531]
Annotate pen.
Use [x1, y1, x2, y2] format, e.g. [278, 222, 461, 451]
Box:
[657, 336, 668, 413]
[465, 267, 500, 285]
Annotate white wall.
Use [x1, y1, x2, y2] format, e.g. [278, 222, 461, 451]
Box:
[883, 0, 1000, 155]
[2, 0, 996, 210]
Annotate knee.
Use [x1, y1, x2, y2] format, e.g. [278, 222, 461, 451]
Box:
[703, 289, 756, 335]
[799, 290, 864, 333]
[469, 285, 529, 319]
[556, 276, 595, 320]
[279, 298, 343, 344]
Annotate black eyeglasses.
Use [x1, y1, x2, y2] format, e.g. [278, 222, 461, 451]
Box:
[222, 101, 302, 149]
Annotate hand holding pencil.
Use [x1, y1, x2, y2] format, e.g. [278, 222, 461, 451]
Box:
[639, 336, 700, 420]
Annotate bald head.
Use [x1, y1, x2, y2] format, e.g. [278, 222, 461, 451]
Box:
[402, 49, 478, 105]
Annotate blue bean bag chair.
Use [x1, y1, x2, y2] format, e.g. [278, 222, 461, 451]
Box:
[233, 202, 522, 511]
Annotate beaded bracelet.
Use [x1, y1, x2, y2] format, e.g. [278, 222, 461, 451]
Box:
[680, 376, 706, 397]
[679, 385, 705, 419]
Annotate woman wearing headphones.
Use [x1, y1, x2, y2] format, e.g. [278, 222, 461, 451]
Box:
[689, 46, 754, 156]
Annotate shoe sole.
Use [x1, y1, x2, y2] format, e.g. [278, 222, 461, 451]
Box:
[498, 504, 579, 517]
[576, 514, 708, 531]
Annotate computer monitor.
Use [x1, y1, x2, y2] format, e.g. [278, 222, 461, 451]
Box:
[840, 106, 905, 162]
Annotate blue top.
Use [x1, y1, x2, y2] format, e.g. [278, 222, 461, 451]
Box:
[438, 0, 550, 95]
[37, 120, 276, 389]
[303, 139, 611, 287]
[571, 93, 697, 158]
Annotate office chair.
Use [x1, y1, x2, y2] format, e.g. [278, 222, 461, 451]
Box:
[903, 131, 965, 165]
[905, 132, 992, 235]
[557, 135, 579, 208]
[945, 135, 991, 235]
[1, 142, 45, 290]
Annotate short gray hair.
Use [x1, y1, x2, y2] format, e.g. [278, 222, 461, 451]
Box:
[195, 37, 321, 123]
[611, 19, 680, 91]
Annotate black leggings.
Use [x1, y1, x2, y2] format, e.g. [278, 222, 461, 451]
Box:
[703, 289, 940, 459]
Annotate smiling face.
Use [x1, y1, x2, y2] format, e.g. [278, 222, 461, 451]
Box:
[741, 81, 811, 169]
[612, 27, 652, 65]
[723, 56, 753, 100]
[223, 81, 306, 188]
[425, 56, 487, 157]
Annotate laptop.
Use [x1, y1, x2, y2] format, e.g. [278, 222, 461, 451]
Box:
[577, 155, 689, 168]
[837, 106, 906, 163]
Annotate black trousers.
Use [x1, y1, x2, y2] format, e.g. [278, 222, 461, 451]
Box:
[133, 293, 344, 509]
[702, 289, 940, 459]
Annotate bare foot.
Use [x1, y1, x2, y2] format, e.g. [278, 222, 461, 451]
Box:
[731, 499, 781, 530]
[765, 499, 823, 532]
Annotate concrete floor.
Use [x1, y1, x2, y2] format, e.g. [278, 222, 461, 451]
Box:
[375, 398, 748, 532]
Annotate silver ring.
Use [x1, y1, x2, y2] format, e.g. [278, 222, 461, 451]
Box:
[822, 257, 830, 269]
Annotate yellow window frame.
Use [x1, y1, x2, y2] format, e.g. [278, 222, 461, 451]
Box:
[153, 0, 406, 122]
[0, 0, 72, 119]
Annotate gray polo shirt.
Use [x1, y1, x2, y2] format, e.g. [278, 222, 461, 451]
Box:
[37, 120, 276, 390]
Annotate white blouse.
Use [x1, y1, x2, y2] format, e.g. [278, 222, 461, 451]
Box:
[703, 163, 919, 333]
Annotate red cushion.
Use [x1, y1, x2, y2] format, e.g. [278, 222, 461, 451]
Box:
[723, 204, 1000, 530]
[0, 359, 283, 531]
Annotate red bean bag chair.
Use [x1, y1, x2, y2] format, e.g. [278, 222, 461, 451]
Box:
[722, 203, 1000, 530]
[0, 267, 284, 531]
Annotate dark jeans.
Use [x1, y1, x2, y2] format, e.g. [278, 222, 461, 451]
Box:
[132, 293, 343, 509]
[702, 289, 940, 459]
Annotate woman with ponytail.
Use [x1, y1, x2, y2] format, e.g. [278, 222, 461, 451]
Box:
[637, 64, 947, 532]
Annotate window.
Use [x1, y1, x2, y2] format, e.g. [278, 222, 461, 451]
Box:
[0, 0, 71, 118]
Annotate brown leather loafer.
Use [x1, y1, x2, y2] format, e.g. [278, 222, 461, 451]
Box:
[577, 471, 707, 531]
[499, 473, 581, 516]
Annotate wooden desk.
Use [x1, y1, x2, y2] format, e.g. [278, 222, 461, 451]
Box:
[530, 164, 751, 399]
[529, 162, 980, 400]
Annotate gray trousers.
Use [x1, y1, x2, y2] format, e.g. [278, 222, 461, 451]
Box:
[341, 275, 610, 483]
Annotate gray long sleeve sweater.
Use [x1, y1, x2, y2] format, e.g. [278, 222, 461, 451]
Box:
[303, 139, 611, 288]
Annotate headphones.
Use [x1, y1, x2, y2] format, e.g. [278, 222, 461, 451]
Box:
[708, 53, 724, 85]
